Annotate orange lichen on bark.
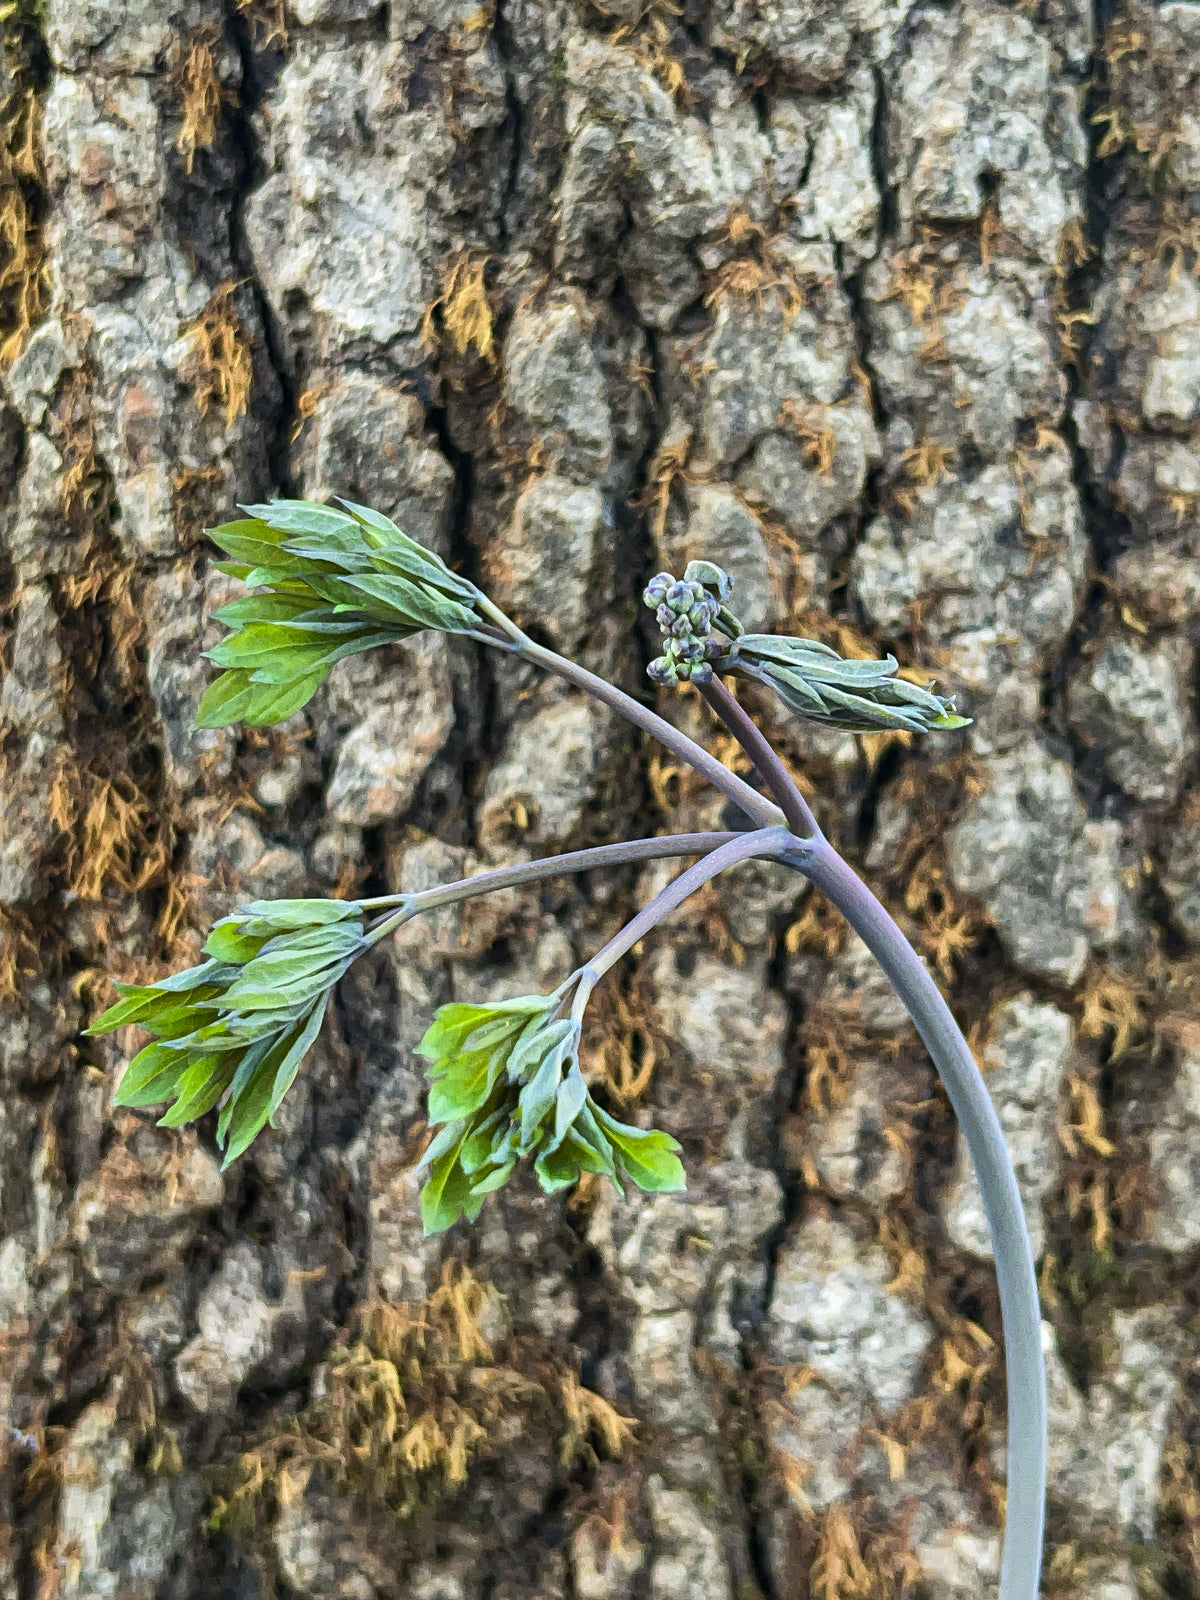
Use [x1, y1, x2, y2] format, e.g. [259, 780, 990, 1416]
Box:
[176, 31, 229, 173]
[423, 253, 496, 364]
[184, 283, 254, 429]
[0, 84, 45, 369]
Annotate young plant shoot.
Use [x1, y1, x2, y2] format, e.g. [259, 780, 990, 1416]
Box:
[91, 499, 1047, 1600]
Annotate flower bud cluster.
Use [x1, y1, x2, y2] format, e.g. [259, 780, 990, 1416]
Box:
[642, 572, 724, 686]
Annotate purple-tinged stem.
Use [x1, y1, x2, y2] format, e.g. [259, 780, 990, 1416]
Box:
[784, 839, 1046, 1600]
[569, 826, 801, 1021]
[698, 675, 822, 840]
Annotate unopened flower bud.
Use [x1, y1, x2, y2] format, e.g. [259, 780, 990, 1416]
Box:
[670, 612, 692, 638]
[691, 661, 714, 685]
[665, 581, 692, 611]
[677, 636, 705, 663]
[647, 655, 678, 686]
[643, 573, 674, 607]
[655, 603, 674, 632]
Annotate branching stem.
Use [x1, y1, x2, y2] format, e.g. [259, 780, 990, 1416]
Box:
[360, 832, 744, 924]
[463, 587, 1043, 1598]
[468, 623, 785, 830]
[497, 616, 1047, 1600]
[569, 826, 801, 1017]
[698, 676, 823, 840]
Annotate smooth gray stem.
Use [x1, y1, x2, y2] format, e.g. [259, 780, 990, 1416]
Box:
[471, 583, 1044, 1594]
[514, 637, 785, 830]
[359, 833, 743, 914]
[781, 840, 1047, 1600]
[698, 676, 823, 841]
[583, 826, 798, 988]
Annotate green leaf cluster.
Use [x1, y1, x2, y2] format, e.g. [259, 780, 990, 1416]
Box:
[198, 499, 481, 729]
[416, 996, 686, 1234]
[723, 634, 970, 735]
[87, 899, 365, 1167]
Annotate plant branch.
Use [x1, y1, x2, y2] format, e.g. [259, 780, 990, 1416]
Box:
[472, 629, 785, 830]
[359, 833, 744, 918]
[776, 838, 1047, 1600]
[698, 675, 823, 840]
[570, 826, 801, 1015]
[473, 592, 530, 645]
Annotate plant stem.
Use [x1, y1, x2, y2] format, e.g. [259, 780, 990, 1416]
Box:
[474, 593, 530, 646]
[570, 827, 800, 1013]
[476, 588, 1045, 1598]
[779, 840, 1046, 1600]
[359, 833, 744, 915]
[698, 686, 1044, 1598]
[698, 676, 823, 840]
[496, 635, 784, 830]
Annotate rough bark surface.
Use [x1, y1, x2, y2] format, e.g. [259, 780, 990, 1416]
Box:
[1, 1, 1199, 1597]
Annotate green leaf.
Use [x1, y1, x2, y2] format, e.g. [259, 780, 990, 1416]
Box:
[320, 572, 478, 634]
[335, 501, 476, 593]
[239, 500, 360, 539]
[427, 1047, 505, 1125]
[417, 1119, 468, 1173]
[212, 592, 323, 629]
[222, 926, 361, 1003]
[454, 1012, 540, 1058]
[220, 1055, 278, 1167]
[218, 1012, 323, 1168]
[268, 998, 329, 1119]
[517, 1024, 578, 1150]
[207, 517, 290, 552]
[244, 629, 404, 686]
[735, 632, 841, 663]
[207, 534, 320, 578]
[113, 1043, 192, 1108]
[205, 923, 271, 964]
[219, 1034, 279, 1141]
[534, 1142, 581, 1194]
[207, 623, 341, 674]
[458, 1108, 507, 1174]
[222, 964, 351, 1013]
[469, 1160, 516, 1196]
[249, 922, 363, 966]
[90, 960, 230, 1037]
[271, 545, 373, 577]
[682, 559, 732, 601]
[592, 1106, 686, 1193]
[506, 1015, 573, 1087]
[195, 667, 330, 729]
[238, 672, 331, 728]
[135, 1000, 227, 1042]
[566, 1107, 617, 1177]
[369, 545, 476, 600]
[195, 668, 258, 728]
[157, 1055, 238, 1127]
[87, 979, 222, 1037]
[554, 1062, 589, 1146]
[236, 898, 363, 933]
[421, 1145, 480, 1235]
[760, 664, 828, 716]
[416, 996, 554, 1062]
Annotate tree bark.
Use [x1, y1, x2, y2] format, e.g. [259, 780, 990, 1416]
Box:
[1, 2, 1198, 1598]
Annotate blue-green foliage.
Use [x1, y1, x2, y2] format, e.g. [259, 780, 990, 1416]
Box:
[644, 560, 970, 734]
[88, 899, 365, 1168]
[416, 997, 686, 1234]
[726, 634, 970, 734]
[198, 499, 481, 729]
